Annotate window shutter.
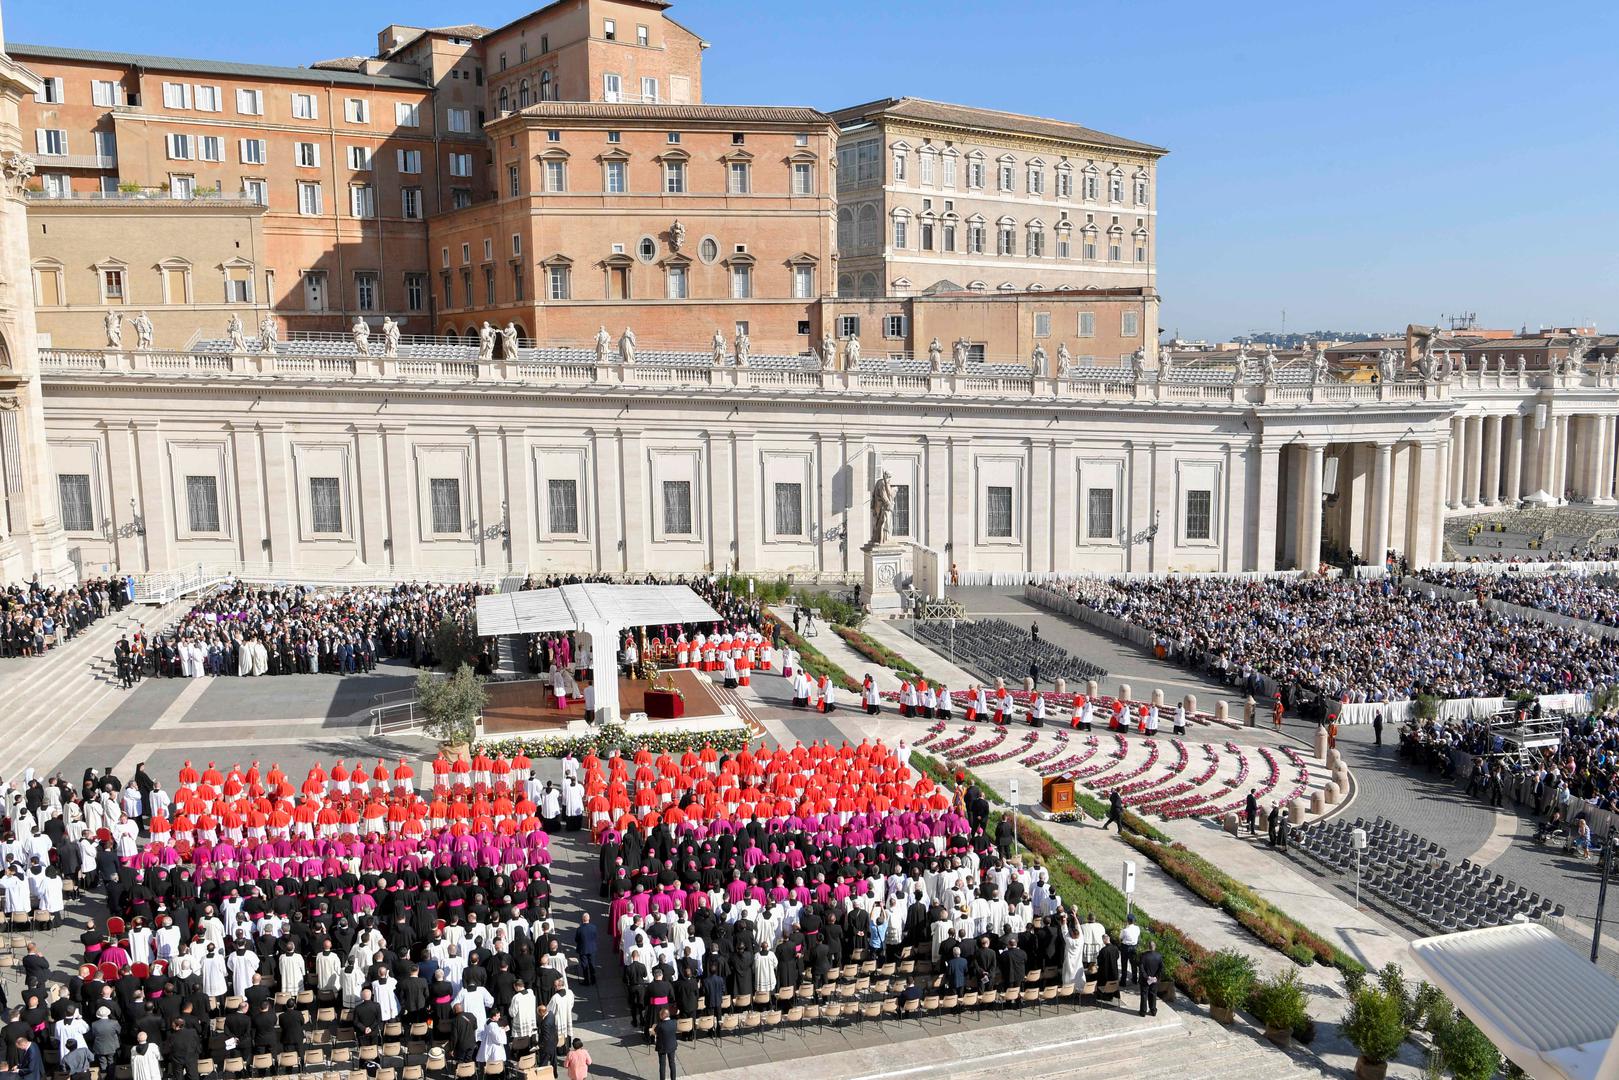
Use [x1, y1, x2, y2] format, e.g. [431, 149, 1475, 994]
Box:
[34, 130, 46, 154]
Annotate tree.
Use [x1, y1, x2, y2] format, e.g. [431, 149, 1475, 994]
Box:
[433, 616, 483, 673]
[416, 664, 486, 747]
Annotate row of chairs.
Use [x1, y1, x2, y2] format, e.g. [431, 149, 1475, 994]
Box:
[914, 617, 1106, 688]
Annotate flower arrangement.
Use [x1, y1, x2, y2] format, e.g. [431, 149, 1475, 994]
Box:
[1019, 729, 1069, 769]
[913, 720, 948, 747]
[1087, 739, 1160, 793]
[1069, 734, 1128, 780]
[967, 729, 1039, 767]
[476, 722, 750, 761]
[1038, 735, 1100, 776]
[932, 725, 979, 755]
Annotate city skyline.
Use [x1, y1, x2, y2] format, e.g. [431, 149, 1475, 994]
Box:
[7, 0, 1616, 341]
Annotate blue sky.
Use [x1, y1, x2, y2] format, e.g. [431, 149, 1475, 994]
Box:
[10, 0, 1617, 340]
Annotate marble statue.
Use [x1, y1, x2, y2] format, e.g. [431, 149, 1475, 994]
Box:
[259, 313, 278, 352]
[104, 310, 122, 349]
[351, 317, 370, 355]
[1310, 344, 1329, 384]
[1569, 334, 1592, 372]
[382, 317, 401, 359]
[953, 337, 971, 369]
[1128, 347, 1146, 381]
[928, 338, 943, 372]
[501, 322, 519, 359]
[843, 335, 861, 368]
[619, 326, 636, 365]
[133, 311, 154, 351]
[870, 470, 895, 546]
[1415, 346, 1437, 382]
[477, 322, 497, 362]
[1376, 347, 1398, 383]
[734, 330, 750, 367]
[1031, 343, 1048, 372]
[227, 314, 247, 354]
[821, 333, 838, 371]
[670, 219, 686, 252]
[594, 326, 611, 364]
[1235, 346, 1253, 380]
[1516, 353, 1527, 376]
[712, 329, 727, 366]
[1057, 350, 1074, 379]
[1260, 346, 1277, 385]
[1158, 346, 1173, 381]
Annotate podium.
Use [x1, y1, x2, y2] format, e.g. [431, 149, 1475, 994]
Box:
[644, 689, 686, 720]
[1042, 776, 1075, 813]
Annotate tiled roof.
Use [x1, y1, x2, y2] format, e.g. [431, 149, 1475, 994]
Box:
[831, 97, 1166, 155]
[309, 57, 368, 73]
[429, 24, 493, 38]
[509, 101, 831, 125]
[10, 43, 428, 89]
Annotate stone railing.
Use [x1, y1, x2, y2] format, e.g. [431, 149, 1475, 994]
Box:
[40, 346, 1466, 407]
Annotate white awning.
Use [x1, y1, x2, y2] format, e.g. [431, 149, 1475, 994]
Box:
[475, 584, 723, 637]
[1409, 923, 1619, 1080]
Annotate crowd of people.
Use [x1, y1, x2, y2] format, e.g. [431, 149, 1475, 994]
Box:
[1047, 574, 1619, 706]
[126, 582, 493, 683]
[1, 578, 127, 659]
[1415, 568, 1619, 630]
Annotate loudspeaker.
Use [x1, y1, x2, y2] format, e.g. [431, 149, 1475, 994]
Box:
[1322, 457, 1340, 497]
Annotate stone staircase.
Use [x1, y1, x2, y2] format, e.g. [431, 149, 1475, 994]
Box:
[0, 598, 189, 780]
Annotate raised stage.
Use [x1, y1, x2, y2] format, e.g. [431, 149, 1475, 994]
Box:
[480, 667, 727, 734]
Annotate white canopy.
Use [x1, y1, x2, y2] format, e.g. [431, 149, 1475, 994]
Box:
[1409, 923, 1619, 1080]
[475, 584, 722, 637]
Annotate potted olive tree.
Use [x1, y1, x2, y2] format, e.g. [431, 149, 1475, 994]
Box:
[1249, 968, 1309, 1048]
[1344, 988, 1410, 1080]
[1195, 948, 1256, 1025]
[416, 664, 487, 760]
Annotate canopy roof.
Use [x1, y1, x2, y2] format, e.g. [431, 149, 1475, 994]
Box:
[1409, 923, 1619, 1080]
[475, 584, 722, 637]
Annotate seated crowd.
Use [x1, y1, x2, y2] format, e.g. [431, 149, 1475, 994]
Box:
[1045, 574, 1619, 706]
[1, 578, 127, 659]
[1415, 568, 1619, 629]
[126, 582, 493, 682]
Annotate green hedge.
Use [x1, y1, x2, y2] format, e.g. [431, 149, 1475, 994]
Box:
[477, 723, 751, 760]
[909, 751, 1005, 806]
[834, 624, 927, 678]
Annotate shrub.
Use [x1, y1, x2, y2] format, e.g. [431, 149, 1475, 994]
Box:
[433, 614, 483, 672]
[1343, 966, 1367, 996]
[801, 589, 865, 629]
[833, 624, 925, 677]
[1248, 968, 1309, 1033]
[1344, 988, 1411, 1065]
[1413, 981, 1451, 1034]
[1194, 949, 1256, 1010]
[416, 664, 485, 747]
[1433, 1010, 1501, 1080]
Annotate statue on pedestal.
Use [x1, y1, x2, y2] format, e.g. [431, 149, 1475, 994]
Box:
[1235, 346, 1253, 381]
[351, 317, 370, 355]
[1517, 354, 1527, 376]
[382, 317, 401, 358]
[734, 330, 750, 367]
[477, 322, 497, 362]
[820, 333, 837, 371]
[1031, 343, 1048, 372]
[1568, 334, 1592, 373]
[227, 314, 247, 354]
[1159, 346, 1174, 381]
[1260, 346, 1277, 385]
[618, 326, 636, 365]
[1130, 346, 1147, 382]
[1056, 342, 1072, 378]
[669, 219, 686, 252]
[712, 329, 727, 366]
[501, 322, 520, 359]
[259, 313, 278, 352]
[928, 338, 943, 372]
[843, 335, 861, 369]
[870, 470, 895, 547]
[104, 310, 122, 349]
[952, 337, 971, 370]
[133, 311, 154, 351]
[594, 325, 611, 364]
[1310, 343, 1329, 384]
[1376, 347, 1398, 383]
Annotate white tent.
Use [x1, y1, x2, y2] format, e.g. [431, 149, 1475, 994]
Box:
[475, 584, 723, 722]
[1409, 923, 1619, 1080]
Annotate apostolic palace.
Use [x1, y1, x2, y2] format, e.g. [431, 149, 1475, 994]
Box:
[0, 0, 1616, 589]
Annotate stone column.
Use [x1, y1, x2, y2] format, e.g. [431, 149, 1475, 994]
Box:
[732, 432, 758, 571]
[131, 420, 175, 571]
[380, 424, 415, 570]
[1480, 415, 1502, 506]
[1254, 443, 1282, 571]
[1052, 438, 1075, 573]
[1447, 417, 1466, 509]
[1298, 444, 1324, 572]
[1463, 415, 1483, 506]
[1502, 414, 1524, 505]
[474, 427, 505, 570]
[707, 427, 735, 574]
[1369, 441, 1393, 567]
[1536, 411, 1558, 501]
[1601, 416, 1618, 505]
[228, 422, 266, 571]
[1412, 441, 1446, 567]
[1548, 415, 1567, 502]
[500, 428, 531, 571]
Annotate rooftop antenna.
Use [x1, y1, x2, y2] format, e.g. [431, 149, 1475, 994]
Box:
[1443, 311, 1478, 331]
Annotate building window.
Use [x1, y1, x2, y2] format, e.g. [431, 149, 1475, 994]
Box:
[891, 213, 909, 249]
[1057, 169, 1072, 199]
[1027, 226, 1045, 257]
[998, 163, 1014, 191]
[296, 182, 322, 215]
[966, 221, 986, 254]
[641, 77, 658, 103]
[397, 149, 422, 173]
[792, 265, 814, 299]
[967, 159, 985, 189]
[511, 263, 524, 301]
[162, 82, 191, 109]
[462, 270, 473, 306]
[396, 102, 419, 127]
[891, 484, 911, 537]
[100, 268, 125, 301]
[1034, 312, 1051, 338]
[450, 153, 473, 177]
[541, 159, 566, 192]
[920, 152, 934, 186]
[429, 478, 462, 534]
[1084, 171, 1100, 200]
[773, 482, 804, 536]
[637, 237, 656, 262]
[728, 162, 750, 194]
[730, 265, 752, 299]
[92, 80, 118, 107]
[1185, 490, 1213, 541]
[638, 24, 649, 45]
[162, 132, 190, 160]
[892, 149, 907, 182]
[548, 265, 570, 300]
[603, 73, 621, 102]
[1028, 165, 1044, 194]
[1110, 174, 1124, 202]
[402, 187, 422, 219]
[1086, 488, 1114, 540]
[240, 138, 266, 165]
[986, 486, 1014, 538]
[661, 480, 693, 535]
[942, 155, 957, 187]
[548, 479, 579, 534]
[447, 108, 472, 133]
[169, 174, 196, 200]
[483, 266, 495, 304]
[1078, 312, 1095, 338]
[243, 179, 268, 206]
[310, 477, 343, 534]
[1083, 232, 1098, 260]
[295, 142, 319, 168]
[355, 271, 377, 310]
[291, 92, 317, 120]
[57, 474, 93, 532]
[603, 17, 617, 39]
[1122, 311, 1140, 337]
[664, 161, 686, 193]
[667, 264, 688, 299]
[344, 98, 369, 124]
[884, 314, 906, 338]
[405, 273, 425, 311]
[304, 270, 328, 311]
[185, 475, 221, 533]
[838, 315, 860, 339]
[605, 160, 626, 193]
[792, 162, 814, 195]
[452, 188, 472, 208]
[350, 185, 375, 218]
[997, 223, 1016, 256]
[1135, 178, 1149, 205]
[699, 237, 719, 263]
[919, 219, 934, 250]
[508, 164, 520, 197]
[348, 146, 372, 170]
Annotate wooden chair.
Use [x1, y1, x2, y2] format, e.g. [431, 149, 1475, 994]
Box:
[860, 1001, 882, 1022]
[693, 1015, 716, 1040]
[719, 1013, 739, 1037]
[676, 1016, 695, 1042]
[820, 1000, 842, 1026]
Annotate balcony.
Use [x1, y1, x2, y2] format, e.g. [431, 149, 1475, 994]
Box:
[36, 152, 116, 169]
[26, 188, 263, 207]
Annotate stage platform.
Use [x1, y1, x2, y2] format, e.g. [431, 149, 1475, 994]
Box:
[480, 667, 727, 734]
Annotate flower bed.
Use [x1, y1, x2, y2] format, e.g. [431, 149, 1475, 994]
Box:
[1111, 738, 1190, 799]
[1069, 734, 1129, 780]
[1140, 744, 1227, 819]
[1039, 735, 1100, 776]
[1208, 745, 1281, 819]
[1019, 729, 1070, 769]
[913, 720, 948, 747]
[932, 725, 979, 756]
[968, 729, 1040, 767]
[766, 616, 861, 693]
[954, 726, 1010, 760]
[477, 723, 750, 761]
[1092, 739, 1163, 795]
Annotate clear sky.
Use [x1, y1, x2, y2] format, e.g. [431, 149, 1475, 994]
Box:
[10, 0, 1617, 341]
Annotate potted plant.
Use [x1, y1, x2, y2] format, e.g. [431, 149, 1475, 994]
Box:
[415, 663, 487, 760]
[1248, 968, 1309, 1048]
[1432, 1008, 1502, 1080]
[1155, 936, 1182, 1004]
[1195, 948, 1256, 1025]
[1344, 988, 1410, 1080]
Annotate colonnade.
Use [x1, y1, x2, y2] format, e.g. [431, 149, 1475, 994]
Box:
[1447, 410, 1619, 509]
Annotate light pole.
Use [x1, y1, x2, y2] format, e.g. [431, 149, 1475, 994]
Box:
[948, 617, 956, 665]
[1594, 825, 1616, 963]
[1352, 827, 1367, 909]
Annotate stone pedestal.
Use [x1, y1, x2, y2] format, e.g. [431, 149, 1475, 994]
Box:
[1150, 688, 1164, 707]
[1223, 813, 1239, 836]
[1314, 726, 1329, 760]
[1118, 683, 1132, 702]
[1323, 781, 1340, 805]
[1290, 799, 1307, 824]
[1215, 701, 1229, 722]
[1055, 677, 1067, 695]
[1309, 792, 1325, 814]
[1087, 680, 1099, 698]
[1184, 694, 1197, 715]
[862, 543, 905, 616]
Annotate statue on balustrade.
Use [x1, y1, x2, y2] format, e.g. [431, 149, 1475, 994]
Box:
[953, 337, 972, 370]
[1260, 346, 1277, 385]
[351, 317, 371, 355]
[712, 328, 727, 366]
[1158, 345, 1173, 381]
[821, 333, 838, 371]
[382, 317, 401, 359]
[1031, 343, 1048, 373]
[843, 335, 861, 369]
[1310, 343, 1329, 384]
[928, 338, 943, 372]
[1057, 343, 1074, 379]
[477, 322, 497, 362]
[1235, 346, 1253, 381]
[259, 313, 278, 352]
[619, 326, 637, 365]
[1568, 335, 1591, 373]
[104, 309, 122, 349]
[227, 314, 248, 354]
[870, 470, 895, 546]
[501, 322, 520, 360]
[1375, 347, 1399, 384]
[734, 330, 750, 367]
[133, 311, 154, 351]
[594, 325, 611, 364]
